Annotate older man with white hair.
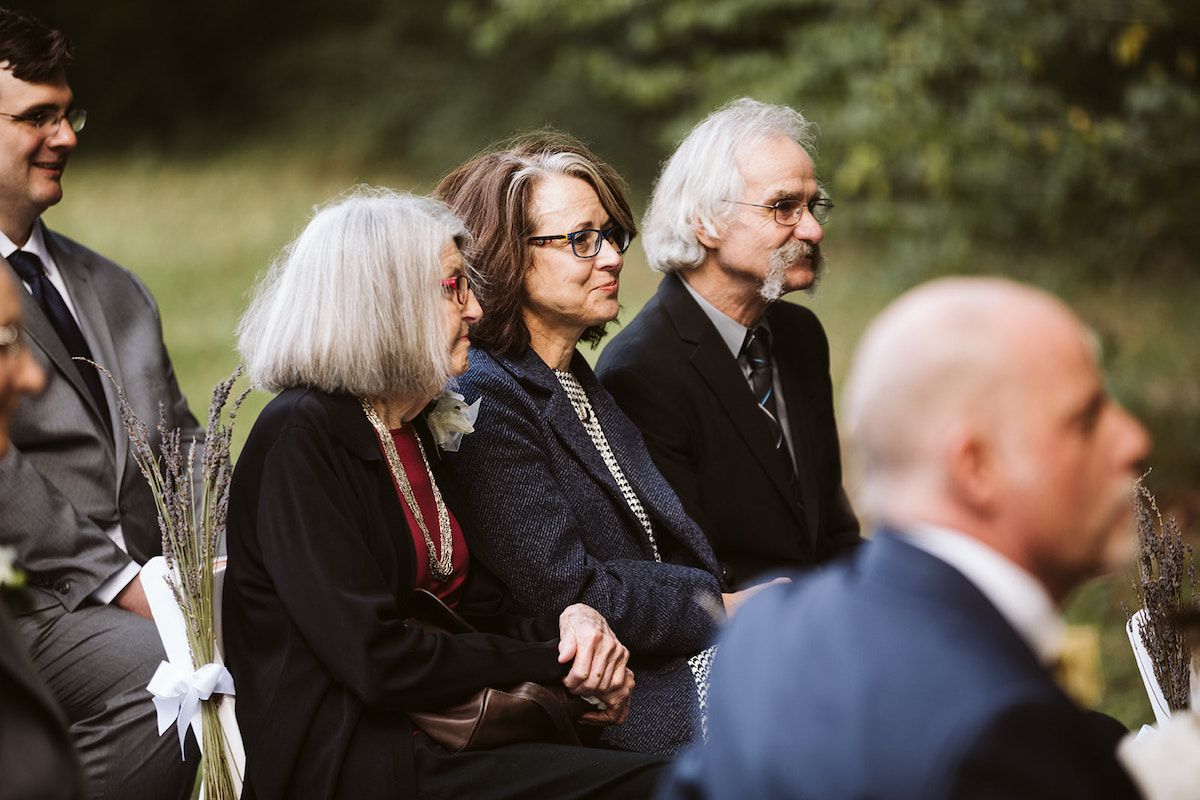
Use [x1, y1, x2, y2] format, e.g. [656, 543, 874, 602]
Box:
[656, 276, 1150, 800]
[598, 98, 859, 591]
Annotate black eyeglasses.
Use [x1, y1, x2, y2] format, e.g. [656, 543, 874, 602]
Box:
[528, 225, 634, 259]
[724, 197, 833, 226]
[0, 109, 87, 134]
[440, 274, 471, 304]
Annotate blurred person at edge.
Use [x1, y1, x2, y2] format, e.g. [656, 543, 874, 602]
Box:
[597, 97, 860, 592]
[223, 187, 666, 800]
[0, 266, 84, 800]
[437, 132, 779, 757]
[657, 277, 1150, 800]
[0, 8, 201, 798]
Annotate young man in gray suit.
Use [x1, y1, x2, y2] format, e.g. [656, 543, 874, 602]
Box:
[0, 9, 199, 797]
[597, 98, 859, 589]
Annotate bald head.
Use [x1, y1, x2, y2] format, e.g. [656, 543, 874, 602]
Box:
[844, 278, 1071, 509]
[842, 277, 1148, 600]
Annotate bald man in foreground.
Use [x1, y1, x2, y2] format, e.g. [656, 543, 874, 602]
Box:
[656, 277, 1149, 800]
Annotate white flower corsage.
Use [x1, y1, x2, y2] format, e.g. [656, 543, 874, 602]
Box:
[426, 391, 480, 453]
[0, 545, 23, 588]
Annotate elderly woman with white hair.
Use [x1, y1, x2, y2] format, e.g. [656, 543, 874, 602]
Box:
[222, 187, 665, 800]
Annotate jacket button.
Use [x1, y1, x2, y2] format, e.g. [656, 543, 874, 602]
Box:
[719, 563, 732, 583]
[57, 580, 71, 595]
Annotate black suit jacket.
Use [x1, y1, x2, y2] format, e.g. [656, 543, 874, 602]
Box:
[223, 388, 568, 800]
[597, 274, 859, 587]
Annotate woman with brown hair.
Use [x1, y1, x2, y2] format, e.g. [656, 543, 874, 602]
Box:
[438, 135, 768, 755]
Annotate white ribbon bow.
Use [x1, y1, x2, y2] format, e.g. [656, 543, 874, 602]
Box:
[148, 660, 236, 757]
[426, 391, 481, 452]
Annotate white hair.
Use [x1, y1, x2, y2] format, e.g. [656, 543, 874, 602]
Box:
[642, 98, 817, 274]
[238, 186, 469, 399]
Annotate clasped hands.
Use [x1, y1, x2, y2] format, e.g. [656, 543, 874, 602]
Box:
[556, 603, 633, 726]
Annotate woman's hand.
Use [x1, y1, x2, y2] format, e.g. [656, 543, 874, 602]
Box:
[722, 576, 791, 617]
[577, 668, 635, 726]
[557, 603, 629, 696]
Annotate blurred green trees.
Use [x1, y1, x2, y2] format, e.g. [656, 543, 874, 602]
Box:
[22, 0, 1200, 503]
[29, 0, 1200, 272]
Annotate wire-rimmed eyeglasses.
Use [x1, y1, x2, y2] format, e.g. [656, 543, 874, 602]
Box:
[724, 197, 833, 226]
[0, 109, 87, 134]
[528, 225, 634, 259]
[440, 274, 471, 304]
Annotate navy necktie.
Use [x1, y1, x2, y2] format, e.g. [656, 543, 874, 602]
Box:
[8, 250, 112, 434]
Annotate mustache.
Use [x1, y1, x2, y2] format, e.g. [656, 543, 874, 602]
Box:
[759, 239, 826, 303]
[777, 238, 819, 264]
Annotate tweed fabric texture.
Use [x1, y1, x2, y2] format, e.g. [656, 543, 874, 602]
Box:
[447, 346, 726, 754]
[553, 368, 661, 562]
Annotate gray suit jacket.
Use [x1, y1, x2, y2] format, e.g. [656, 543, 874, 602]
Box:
[0, 223, 202, 614]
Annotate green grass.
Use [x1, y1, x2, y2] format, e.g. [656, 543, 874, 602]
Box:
[44, 146, 420, 453]
[45, 146, 1196, 731]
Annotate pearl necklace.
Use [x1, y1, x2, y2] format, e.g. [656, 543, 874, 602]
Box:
[361, 399, 454, 582]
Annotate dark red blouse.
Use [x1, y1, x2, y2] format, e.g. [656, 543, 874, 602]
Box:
[387, 425, 469, 605]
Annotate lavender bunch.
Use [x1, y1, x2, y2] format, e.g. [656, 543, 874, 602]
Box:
[96, 361, 248, 800]
[1124, 476, 1196, 713]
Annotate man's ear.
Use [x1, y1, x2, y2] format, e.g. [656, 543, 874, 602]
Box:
[945, 428, 999, 515]
[693, 217, 721, 250]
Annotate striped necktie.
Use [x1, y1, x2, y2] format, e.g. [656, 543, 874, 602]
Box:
[742, 326, 784, 448]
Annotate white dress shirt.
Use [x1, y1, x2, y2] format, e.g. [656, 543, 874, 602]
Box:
[680, 277, 797, 461]
[896, 522, 1066, 667]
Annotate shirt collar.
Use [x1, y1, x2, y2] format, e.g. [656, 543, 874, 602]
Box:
[679, 276, 767, 358]
[2, 222, 56, 274]
[895, 523, 1066, 666]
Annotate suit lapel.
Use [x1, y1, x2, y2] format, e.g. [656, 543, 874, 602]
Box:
[4, 251, 116, 456]
[661, 275, 803, 524]
[768, 304, 822, 545]
[502, 349, 632, 512]
[497, 348, 708, 566]
[43, 230, 122, 473]
[863, 530, 1048, 674]
[574, 351, 721, 571]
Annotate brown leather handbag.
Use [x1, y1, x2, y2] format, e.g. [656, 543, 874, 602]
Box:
[404, 589, 595, 753]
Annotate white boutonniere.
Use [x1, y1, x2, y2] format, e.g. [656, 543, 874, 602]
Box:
[426, 390, 480, 453]
[0, 545, 23, 588]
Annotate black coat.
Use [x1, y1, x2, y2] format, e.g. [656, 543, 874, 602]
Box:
[223, 388, 567, 800]
[0, 601, 83, 800]
[597, 274, 860, 588]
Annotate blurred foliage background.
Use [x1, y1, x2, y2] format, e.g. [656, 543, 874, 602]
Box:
[30, 0, 1200, 267]
[17, 0, 1200, 727]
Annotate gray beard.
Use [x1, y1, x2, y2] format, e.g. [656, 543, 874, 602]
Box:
[759, 239, 826, 303]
